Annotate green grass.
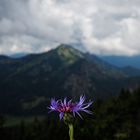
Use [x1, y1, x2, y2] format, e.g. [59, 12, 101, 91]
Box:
[22, 96, 47, 110]
[4, 115, 46, 127]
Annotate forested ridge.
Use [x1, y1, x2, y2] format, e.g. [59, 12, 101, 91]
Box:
[0, 87, 139, 140]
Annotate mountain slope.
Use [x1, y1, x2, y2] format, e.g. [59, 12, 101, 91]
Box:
[0, 44, 139, 115]
[88, 53, 140, 77]
[100, 55, 140, 68]
[121, 66, 140, 77]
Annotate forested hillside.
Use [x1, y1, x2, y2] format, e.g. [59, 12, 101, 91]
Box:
[0, 87, 139, 140]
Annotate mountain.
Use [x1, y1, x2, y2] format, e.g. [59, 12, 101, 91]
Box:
[121, 66, 140, 77]
[10, 53, 28, 58]
[87, 53, 140, 77]
[0, 44, 140, 115]
[100, 55, 140, 68]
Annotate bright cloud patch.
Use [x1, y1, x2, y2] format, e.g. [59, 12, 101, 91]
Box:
[0, 0, 140, 55]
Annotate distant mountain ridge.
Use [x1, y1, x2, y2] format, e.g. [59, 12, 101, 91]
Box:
[10, 53, 28, 58]
[7, 48, 140, 69]
[100, 55, 140, 68]
[87, 53, 140, 77]
[0, 44, 140, 115]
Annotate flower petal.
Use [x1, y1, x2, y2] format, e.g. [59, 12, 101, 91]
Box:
[78, 95, 85, 106]
[82, 101, 93, 109]
[81, 109, 93, 114]
[76, 111, 83, 119]
[64, 98, 67, 106]
[59, 112, 64, 120]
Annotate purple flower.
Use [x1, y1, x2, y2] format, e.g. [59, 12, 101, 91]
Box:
[48, 95, 93, 120]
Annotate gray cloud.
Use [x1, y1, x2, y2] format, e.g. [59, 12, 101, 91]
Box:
[0, 0, 140, 56]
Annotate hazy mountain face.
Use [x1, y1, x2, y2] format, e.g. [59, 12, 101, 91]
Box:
[10, 53, 28, 58]
[0, 44, 140, 115]
[100, 55, 140, 68]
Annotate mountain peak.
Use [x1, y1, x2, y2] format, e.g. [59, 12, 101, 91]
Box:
[49, 44, 85, 65]
[56, 44, 84, 58]
[57, 44, 72, 49]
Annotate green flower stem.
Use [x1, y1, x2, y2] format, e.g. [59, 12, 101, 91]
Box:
[68, 124, 74, 140]
[63, 113, 74, 140]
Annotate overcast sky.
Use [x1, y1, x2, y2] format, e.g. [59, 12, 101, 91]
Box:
[0, 0, 140, 56]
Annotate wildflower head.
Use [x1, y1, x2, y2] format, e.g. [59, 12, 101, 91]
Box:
[48, 95, 93, 120]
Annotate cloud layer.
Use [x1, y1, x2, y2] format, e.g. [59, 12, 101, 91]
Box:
[0, 0, 140, 55]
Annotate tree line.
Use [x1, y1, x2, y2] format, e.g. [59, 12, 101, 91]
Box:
[0, 87, 140, 140]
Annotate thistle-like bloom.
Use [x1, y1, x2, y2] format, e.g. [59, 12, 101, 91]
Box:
[48, 95, 93, 120]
